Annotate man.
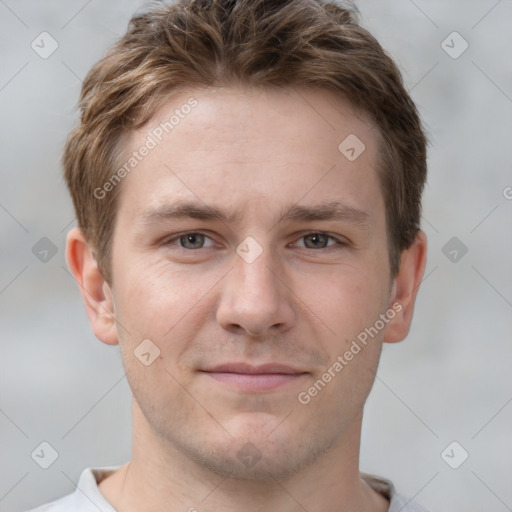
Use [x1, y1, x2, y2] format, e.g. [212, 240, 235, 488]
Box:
[29, 0, 430, 510]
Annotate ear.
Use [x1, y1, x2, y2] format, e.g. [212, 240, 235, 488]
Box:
[65, 227, 118, 346]
[383, 230, 427, 343]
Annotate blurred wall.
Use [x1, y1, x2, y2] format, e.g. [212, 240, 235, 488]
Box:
[1, 1, 511, 511]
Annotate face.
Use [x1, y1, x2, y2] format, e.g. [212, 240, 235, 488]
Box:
[108, 86, 395, 479]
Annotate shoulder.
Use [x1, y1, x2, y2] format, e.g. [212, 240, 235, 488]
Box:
[389, 492, 432, 512]
[25, 466, 121, 512]
[361, 472, 432, 512]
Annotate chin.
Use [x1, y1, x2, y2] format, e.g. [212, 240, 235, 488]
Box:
[176, 422, 333, 482]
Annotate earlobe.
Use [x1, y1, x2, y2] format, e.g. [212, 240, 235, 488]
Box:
[65, 227, 119, 346]
[383, 230, 427, 344]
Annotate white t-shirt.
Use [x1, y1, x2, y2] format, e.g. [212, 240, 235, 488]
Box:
[27, 466, 431, 512]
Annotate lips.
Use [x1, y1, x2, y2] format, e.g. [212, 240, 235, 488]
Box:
[199, 363, 308, 392]
[202, 363, 307, 375]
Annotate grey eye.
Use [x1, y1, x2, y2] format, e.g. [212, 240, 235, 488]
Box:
[178, 233, 206, 249]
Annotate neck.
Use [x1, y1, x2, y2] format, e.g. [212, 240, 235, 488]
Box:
[99, 400, 389, 512]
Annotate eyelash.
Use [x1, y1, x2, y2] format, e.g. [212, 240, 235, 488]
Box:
[163, 231, 347, 251]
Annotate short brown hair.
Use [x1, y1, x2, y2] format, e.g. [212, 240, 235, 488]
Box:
[63, 0, 428, 285]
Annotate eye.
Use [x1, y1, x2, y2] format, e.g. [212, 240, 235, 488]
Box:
[163, 231, 347, 252]
[165, 232, 216, 250]
[294, 232, 346, 250]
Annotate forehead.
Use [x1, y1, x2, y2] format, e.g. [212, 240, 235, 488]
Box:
[141, 85, 378, 151]
[115, 85, 384, 227]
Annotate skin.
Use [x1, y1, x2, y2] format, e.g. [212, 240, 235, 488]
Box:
[66, 85, 427, 512]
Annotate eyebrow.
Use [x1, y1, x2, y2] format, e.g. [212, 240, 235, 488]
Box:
[137, 200, 371, 229]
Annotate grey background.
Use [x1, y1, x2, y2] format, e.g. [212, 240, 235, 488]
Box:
[1, 1, 511, 511]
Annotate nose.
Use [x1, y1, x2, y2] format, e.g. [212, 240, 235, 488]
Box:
[216, 244, 296, 338]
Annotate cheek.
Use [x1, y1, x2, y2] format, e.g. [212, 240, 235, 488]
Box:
[304, 264, 388, 336]
[304, 272, 387, 404]
[115, 255, 183, 313]
[112, 256, 220, 362]
[111, 260, 178, 353]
